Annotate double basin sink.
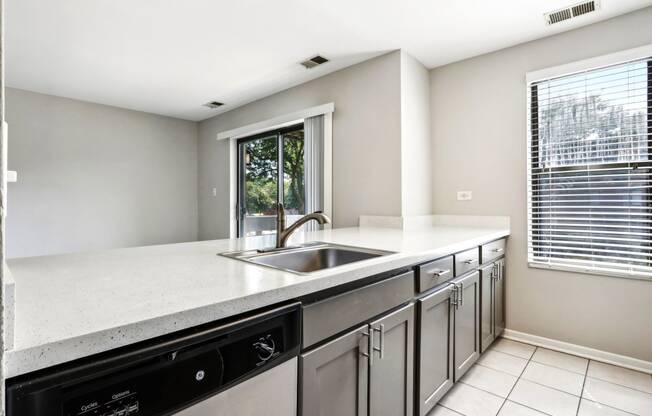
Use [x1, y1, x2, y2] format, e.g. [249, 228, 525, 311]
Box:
[220, 242, 394, 274]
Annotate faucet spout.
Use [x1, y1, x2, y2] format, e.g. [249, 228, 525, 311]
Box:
[275, 203, 331, 248]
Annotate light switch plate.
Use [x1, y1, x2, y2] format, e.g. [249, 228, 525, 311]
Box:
[457, 190, 472, 201]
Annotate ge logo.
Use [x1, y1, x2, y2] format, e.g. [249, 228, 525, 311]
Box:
[195, 370, 205, 381]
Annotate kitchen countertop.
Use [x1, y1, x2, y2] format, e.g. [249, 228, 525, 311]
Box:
[5, 222, 509, 378]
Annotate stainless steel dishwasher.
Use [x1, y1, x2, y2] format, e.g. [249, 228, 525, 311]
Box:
[6, 303, 300, 416]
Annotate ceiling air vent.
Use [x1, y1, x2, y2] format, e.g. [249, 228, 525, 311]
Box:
[544, 0, 600, 25]
[203, 101, 224, 109]
[572, 1, 596, 17]
[300, 55, 329, 69]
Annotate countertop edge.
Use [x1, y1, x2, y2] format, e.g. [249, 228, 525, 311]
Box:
[5, 228, 509, 378]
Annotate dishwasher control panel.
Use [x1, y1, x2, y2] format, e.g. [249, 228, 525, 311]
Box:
[62, 347, 223, 416]
[68, 390, 139, 416]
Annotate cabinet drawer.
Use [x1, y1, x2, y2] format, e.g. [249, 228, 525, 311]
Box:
[416, 256, 454, 293]
[302, 271, 415, 348]
[481, 239, 506, 264]
[455, 247, 480, 276]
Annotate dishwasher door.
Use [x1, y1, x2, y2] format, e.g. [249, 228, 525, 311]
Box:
[6, 303, 301, 416]
[175, 357, 297, 416]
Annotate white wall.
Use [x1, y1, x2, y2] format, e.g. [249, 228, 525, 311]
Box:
[198, 51, 403, 239]
[400, 51, 432, 216]
[430, 7, 652, 361]
[6, 88, 199, 258]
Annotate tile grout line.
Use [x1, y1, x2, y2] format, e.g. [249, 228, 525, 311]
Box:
[579, 397, 641, 416]
[475, 361, 524, 377]
[513, 341, 650, 416]
[437, 403, 467, 416]
[517, 373, 584, 398]
[527, 358, 587, 376]
[498, 336, 652, 378]
[583, 374, 652, 396]
[503, 341, 649, 416]
[491, 346, 539, 361]
[489, 346, 588, 376]
[472, 363, 585, 399]
[458, 380, 512, 400]
[439, 340, 649, 416]
[494, 346, 538, 415]
[575, 358, 590, 416]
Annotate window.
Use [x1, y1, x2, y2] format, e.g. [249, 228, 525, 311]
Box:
[237, 124, 306, 237]
[527, 55, 652, 279]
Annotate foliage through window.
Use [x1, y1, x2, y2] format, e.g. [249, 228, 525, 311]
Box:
[527, 57, 652, 279]
[237, 124, 305, 237]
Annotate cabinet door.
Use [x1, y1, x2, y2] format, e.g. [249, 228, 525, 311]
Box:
[494, 259, 505, 337]
[479, 263, 495, 353]
[453, 271, 480, 381]
[300, 325, 369, 416]
[416, 285, 454, 416]
[369, 303, 414, 416]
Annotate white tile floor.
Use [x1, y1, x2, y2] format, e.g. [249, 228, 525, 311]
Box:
[432, 338, 652, 416]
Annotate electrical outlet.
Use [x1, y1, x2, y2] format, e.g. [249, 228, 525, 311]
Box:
[457, 190, 472, 201]
[212, 188, 217, 197]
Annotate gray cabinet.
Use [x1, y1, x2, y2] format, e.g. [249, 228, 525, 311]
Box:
[455, 247, 480, 277]
[481, 238, 506, 264]
[369, 303, 415, 416]
[480, 263, 496, 353]
[480, 258, 506, 353]
[416, 284, 455, 416]
[300, 304, 415, 416]
[452, 271, 480, 381]
[300, 324, 369, 416]
[302, 271, 414, 348]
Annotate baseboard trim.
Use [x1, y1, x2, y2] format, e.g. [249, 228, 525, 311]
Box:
[502, 329, 652, 374]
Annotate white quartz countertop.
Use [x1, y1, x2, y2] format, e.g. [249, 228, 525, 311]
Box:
[6, 224, 509, 377]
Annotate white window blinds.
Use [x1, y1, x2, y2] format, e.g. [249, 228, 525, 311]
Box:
[527, 56, 652, 279]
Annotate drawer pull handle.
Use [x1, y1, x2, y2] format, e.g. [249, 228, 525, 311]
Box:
[449, 282, 464, 309]
[492, 248, 504, 253]
[432, 269, 451, 278]
[449, 283, 459, 307]
[463, 259, 477, 265]
[372, 324, 385, 359]
[362, 330, 373, 366]
[458, 282, 464, 307]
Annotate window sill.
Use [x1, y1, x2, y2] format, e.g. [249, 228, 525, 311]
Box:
[527, 262, 652, 282]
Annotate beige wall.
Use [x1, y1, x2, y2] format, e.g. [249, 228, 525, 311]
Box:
[400, 51, 432, 216]
[6, 88, 199, 258]
[430, 7, 652, 361]
[198, 51, 403, 239]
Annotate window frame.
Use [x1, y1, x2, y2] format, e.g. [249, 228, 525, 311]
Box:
[526, 46, 652, 280]
[236, 123, 304, 238]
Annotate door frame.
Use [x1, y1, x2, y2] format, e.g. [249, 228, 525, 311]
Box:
[220, 104, 334, 239]
[236, 123, 304, 237]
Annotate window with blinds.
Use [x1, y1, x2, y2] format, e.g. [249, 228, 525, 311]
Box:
[527, 56, 652, 279]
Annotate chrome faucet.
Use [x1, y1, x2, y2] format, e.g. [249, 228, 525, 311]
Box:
[276, 203, 331, 248]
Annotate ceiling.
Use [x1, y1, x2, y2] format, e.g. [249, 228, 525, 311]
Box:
[7, 0, 652, 121]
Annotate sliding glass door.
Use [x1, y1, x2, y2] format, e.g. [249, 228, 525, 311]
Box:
[237, 124, 305, 237]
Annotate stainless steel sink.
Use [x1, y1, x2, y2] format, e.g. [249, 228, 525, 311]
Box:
[220, 242, 394, 274]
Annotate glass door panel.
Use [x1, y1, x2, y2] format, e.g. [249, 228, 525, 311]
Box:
[283, 128, 306, 218]
[236, 123, 306, 238]
[239, 135, 278, 237]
